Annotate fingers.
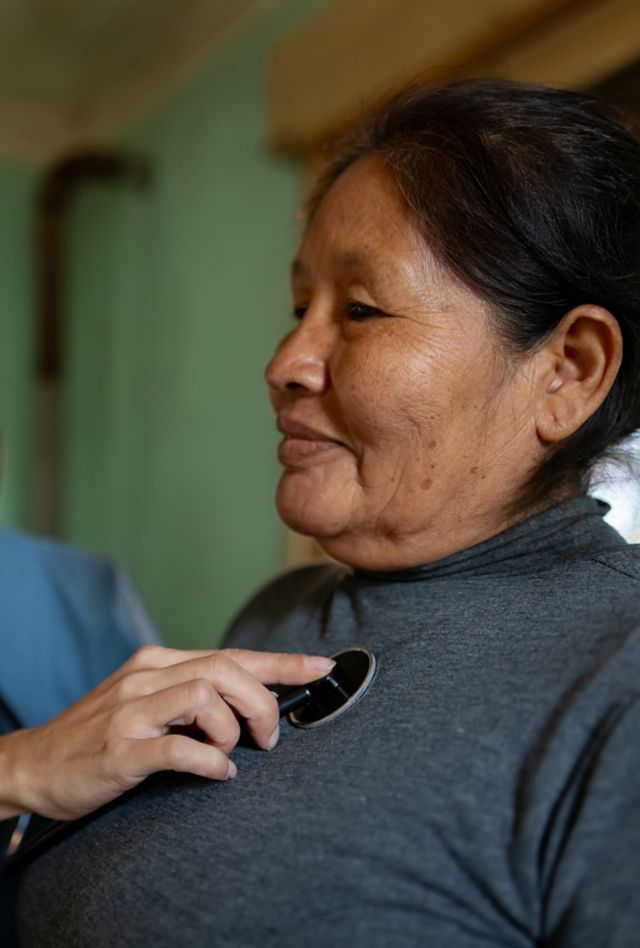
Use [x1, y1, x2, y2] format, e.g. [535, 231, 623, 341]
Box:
[125, 679, 242, 755]
[116, 647, 335, 751]
[123, 644, 335, 685]
[213, 650, 336, 749]
[143, 656, 281, 751]
[223, 649, 335, 685]
[130, 734, 236, 782]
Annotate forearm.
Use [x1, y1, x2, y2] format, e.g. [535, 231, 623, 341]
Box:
[0, 730, 33, 820]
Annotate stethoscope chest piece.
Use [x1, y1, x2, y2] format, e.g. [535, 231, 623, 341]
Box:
[279, 647, 377, 730]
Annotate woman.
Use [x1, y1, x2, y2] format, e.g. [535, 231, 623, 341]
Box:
[14, 80, 640, 946]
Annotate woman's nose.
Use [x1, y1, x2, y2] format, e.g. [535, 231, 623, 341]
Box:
[265, 323, 331, 395]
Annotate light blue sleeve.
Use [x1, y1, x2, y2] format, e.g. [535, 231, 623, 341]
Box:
[0, 529, 162, 729]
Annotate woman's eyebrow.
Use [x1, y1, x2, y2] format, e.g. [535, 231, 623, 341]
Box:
[290, 250, 394, 282]
[332, 249, 388, 276]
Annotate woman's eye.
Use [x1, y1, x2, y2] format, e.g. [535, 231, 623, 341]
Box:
[292, 301, 384, 322]
[345, 301, 382, 320]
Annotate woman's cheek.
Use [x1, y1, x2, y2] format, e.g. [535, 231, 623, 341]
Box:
[338, 329, 425, 395]
[332, 330, 444, 451]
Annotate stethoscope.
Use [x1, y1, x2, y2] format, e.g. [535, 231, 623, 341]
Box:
[0, 647, 377, 870]
[277, 646, 376, 726]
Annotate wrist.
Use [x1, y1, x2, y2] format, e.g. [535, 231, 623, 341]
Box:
[0, 729, 36, 820]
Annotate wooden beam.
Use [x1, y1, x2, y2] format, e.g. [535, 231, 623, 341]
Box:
[269, 0, 640, 155]
[466, 0, 640, 88]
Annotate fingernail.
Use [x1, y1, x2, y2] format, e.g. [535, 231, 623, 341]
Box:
[267, 725, 280, 751]
[227, 760, 238, 779]
[304, 656, 336, 674]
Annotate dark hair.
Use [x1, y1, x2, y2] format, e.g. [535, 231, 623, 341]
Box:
[307, 79, 640, 512]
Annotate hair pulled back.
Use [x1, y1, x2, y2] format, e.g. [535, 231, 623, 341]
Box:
[307, 79, 640, 510]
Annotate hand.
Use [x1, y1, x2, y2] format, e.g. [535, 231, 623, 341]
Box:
[0, 645, 334, 821]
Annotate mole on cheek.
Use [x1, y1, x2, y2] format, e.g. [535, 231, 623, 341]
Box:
[470, 466, 478, 475]
[421, 477, 433, 490]
[428, 440, 437, 449]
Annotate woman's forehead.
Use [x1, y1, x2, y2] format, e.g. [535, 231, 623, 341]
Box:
[293, 162, 440, 286]
[307, 156, 411, 233]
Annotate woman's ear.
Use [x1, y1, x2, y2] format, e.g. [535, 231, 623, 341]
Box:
[535, 305, 622, 444]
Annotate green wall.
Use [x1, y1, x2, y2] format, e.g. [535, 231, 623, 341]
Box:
[63, 0, 324, 647]
[0, 163, 35, 528]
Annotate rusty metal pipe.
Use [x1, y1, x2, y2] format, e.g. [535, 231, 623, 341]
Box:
[33, 152, 150, 534]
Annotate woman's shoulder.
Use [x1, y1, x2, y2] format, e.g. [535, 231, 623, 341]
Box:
[522, 623, 640, 944]
[586, 541, 640, 581]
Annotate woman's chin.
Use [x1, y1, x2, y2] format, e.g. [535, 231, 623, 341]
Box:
[275, 478, 347, 539]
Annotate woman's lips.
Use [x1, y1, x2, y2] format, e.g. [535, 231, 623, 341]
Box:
[276, 417, 344, 466]
[278, 437, 341, 465]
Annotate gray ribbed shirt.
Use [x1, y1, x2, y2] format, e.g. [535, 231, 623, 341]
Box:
[15, 498, 640, 946]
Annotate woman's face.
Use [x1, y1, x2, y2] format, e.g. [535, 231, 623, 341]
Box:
[266, 157, 547, 570]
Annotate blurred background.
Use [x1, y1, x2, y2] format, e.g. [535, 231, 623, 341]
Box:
[0, 0, 639, 648]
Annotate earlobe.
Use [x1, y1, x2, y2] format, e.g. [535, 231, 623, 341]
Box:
[535, 305, 622, 444]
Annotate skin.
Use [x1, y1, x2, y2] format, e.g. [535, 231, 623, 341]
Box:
[0, 647, 335, 821]
[266, 156, 622, 571]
